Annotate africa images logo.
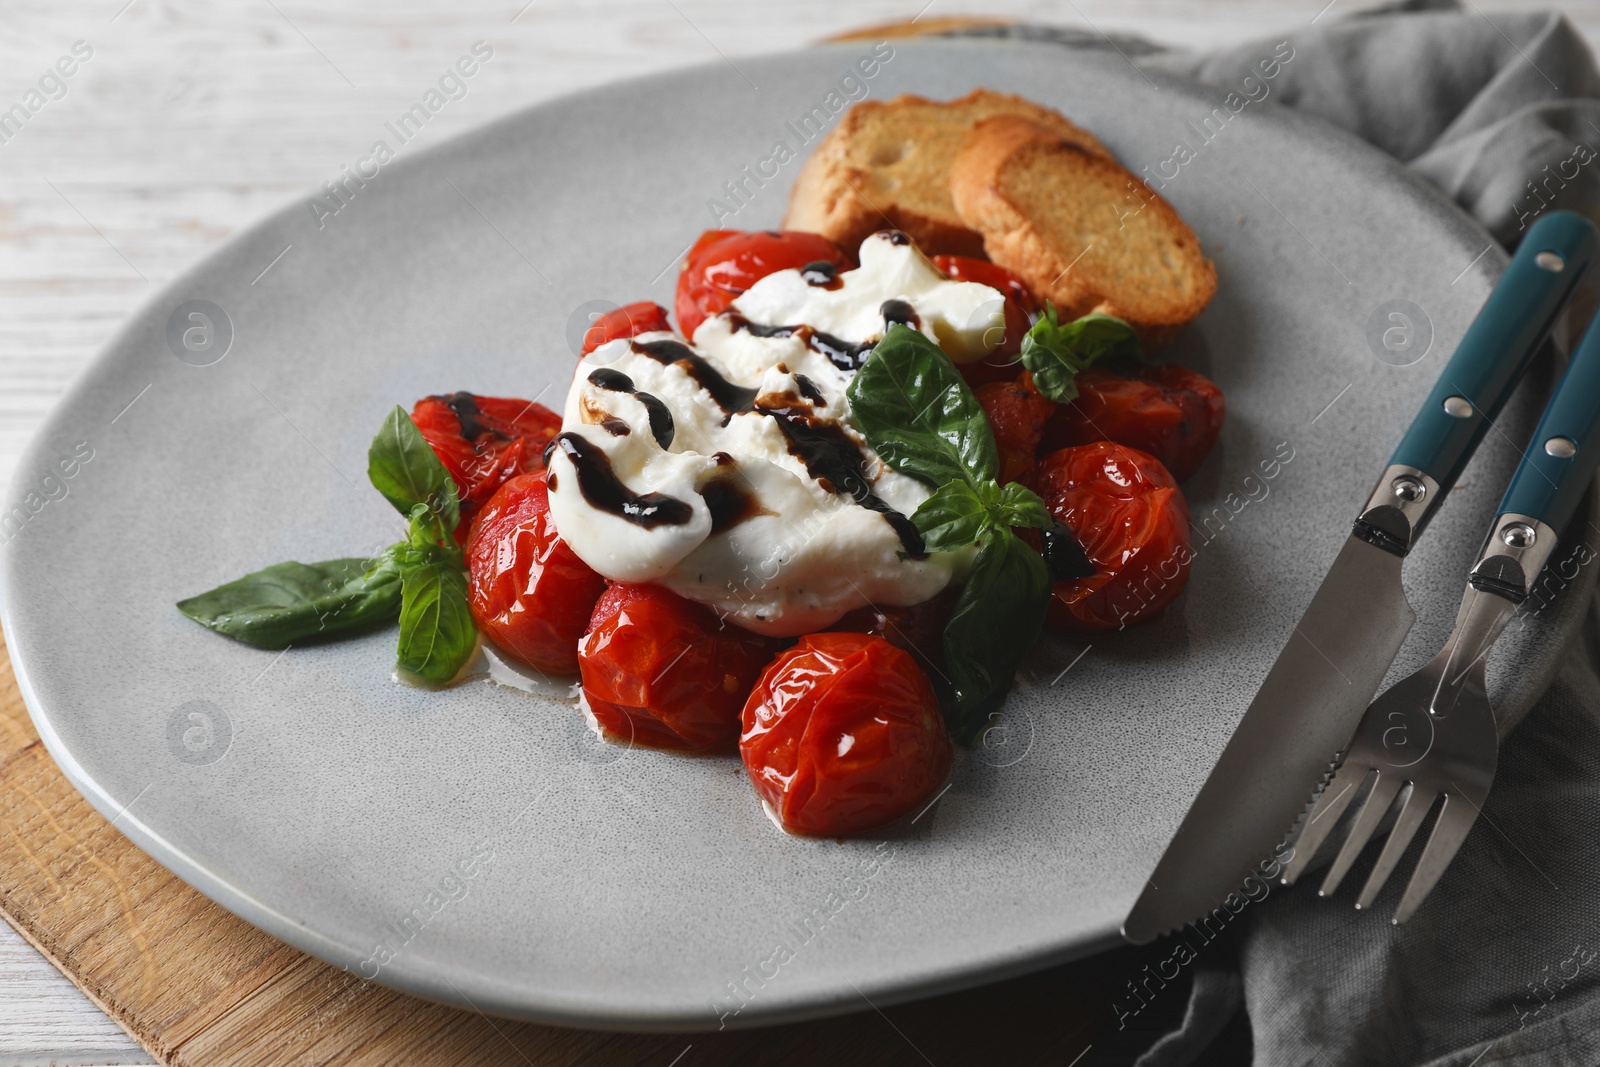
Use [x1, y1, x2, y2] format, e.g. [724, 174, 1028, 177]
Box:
[308, 42, 495, 229]
[705, 42, 895, 226]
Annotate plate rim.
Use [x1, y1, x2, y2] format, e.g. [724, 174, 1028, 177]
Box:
[0, 37, 1552, 1031]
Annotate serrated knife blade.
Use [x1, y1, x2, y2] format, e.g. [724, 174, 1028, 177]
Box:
[1122, 535, 1411, 943]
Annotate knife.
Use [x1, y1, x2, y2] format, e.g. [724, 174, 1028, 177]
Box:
[1122, 209, 1600, 944]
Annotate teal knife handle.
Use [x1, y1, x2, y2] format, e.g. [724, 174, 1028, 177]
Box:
[1495, 303, 1600, 535]
[1388, 211, 1599, 530]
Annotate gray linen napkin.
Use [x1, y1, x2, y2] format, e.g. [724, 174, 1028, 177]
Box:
[941, 5, 1600, 1064]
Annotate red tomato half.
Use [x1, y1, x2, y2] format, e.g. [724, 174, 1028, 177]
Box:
[741, 633, 952, 837]
[411, 393, 563, 532]
[465, 472, 606, 675]
[932, 254, 1038, 361]
[676, 230, 853, 340]
[976, 377, 1057, 485]
[1032, 442, 1192, 632]
[1042, 364, 1225, 481]
[579, 583, 779, 751]
[581, 301, 673, 356]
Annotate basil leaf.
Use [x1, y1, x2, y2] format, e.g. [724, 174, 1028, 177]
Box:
[847, 324, 998, 487]
[367, 405, 461, 530]
[368, 534, 427, 578]
[848, 324, 1059, 737]
[387, 499, 474, 684]
[940, 529, 1051, 743]
[913, 479, 1051, 552]
[395, 557, 477, 685]
[177, 558, 402, 650]
[995, 482, 1051, 532]
[1020, 307, 1141, 403]
[400, 499, 457, 557]
[912, 481, 996, 551]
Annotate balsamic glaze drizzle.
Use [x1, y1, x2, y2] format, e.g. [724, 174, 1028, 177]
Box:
[586, 367, 674, 448]
[1040, 521, 1097, 581]
[584, 334, 925, 554]
[436, 391, 504, 443]
[722, 314, 874, 372]
[803, 330, 876, 372]
[759, 405, 927, 559]
[800, 260, 841, 288]
[702, 479, 762, 534]
[880, 299, 920, 330]
[793, 373, 827, 407]
[549, 432, 694, 529]
[630, 339, 758, 415]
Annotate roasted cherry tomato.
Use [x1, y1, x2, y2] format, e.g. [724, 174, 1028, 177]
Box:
[581, 301, 673, 356]
[411, 393, 563, 533]
[676, 229, 853, 340]
[1032, 442, 1192, 632]
[740, 633, 952, 837]
[1041, 364, 1225, 482]
[977, 376, 1058, 485]
[464, 472, 606, 675]
[932, 254, 1038, 360]
[579, 583, 779, 751]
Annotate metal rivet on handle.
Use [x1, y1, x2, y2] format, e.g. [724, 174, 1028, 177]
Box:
[1501, 522, 1537, 549]
[1546, 436, 1578, 458]
[1536, 251, 1566, 272]
[1391, 476, 1426, 502]
[1443, 396, 1473, 418]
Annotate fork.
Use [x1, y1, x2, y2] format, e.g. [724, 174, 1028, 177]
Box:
[1281, 282, 1600, 923]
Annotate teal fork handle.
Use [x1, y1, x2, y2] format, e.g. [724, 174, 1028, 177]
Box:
[1390, 211, 1600, 524]
[1497, 289, 1600, 535]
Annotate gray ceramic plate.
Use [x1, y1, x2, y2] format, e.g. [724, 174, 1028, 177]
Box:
[1, 40, 1589, 1032]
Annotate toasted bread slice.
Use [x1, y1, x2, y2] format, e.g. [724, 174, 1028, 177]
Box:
[949, 116, 1216, 346]
[783, 89, 1110, 258]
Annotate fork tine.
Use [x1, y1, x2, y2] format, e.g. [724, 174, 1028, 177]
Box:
[1281, 763, 1370, 885]
[1392, 792, 1482, 924]
[1354, 784, 1436, 910]
[1318, 771, 1403, 897]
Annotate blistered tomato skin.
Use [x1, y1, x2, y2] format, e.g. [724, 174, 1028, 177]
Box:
[1033, 442, 1192, 632]
[579, 583, 778, 751]
[581, 301, 673, 356]
[1042, 364, 1225, 481]
[410, 393, 564, 532]
[676, 230, 854, 339]
[464, 472, 606, 675]
[740, 633, 952, 837]
[977, 376, 1058, 485]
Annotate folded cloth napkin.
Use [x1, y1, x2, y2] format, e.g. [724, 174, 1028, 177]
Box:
[940, 4, 1600, 1064]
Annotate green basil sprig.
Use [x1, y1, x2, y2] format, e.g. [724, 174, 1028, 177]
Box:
[177, 405, 479, 686]
[913, 480, 1050, 551]
[369, 491, 479, 686]
[941, 530, 1051, 739]
[847, 324, 1053, 742]
[1019, 305, 1141, 402]
[368, 406, 460, 533]
[845, 334, 999, 487]
[176, 558, 402, 650]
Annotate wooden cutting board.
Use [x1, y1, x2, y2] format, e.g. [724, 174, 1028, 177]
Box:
[0, 622, 1195, 1065]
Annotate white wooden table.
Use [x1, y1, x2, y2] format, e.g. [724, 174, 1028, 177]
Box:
[3, 1, 1597, 1061]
